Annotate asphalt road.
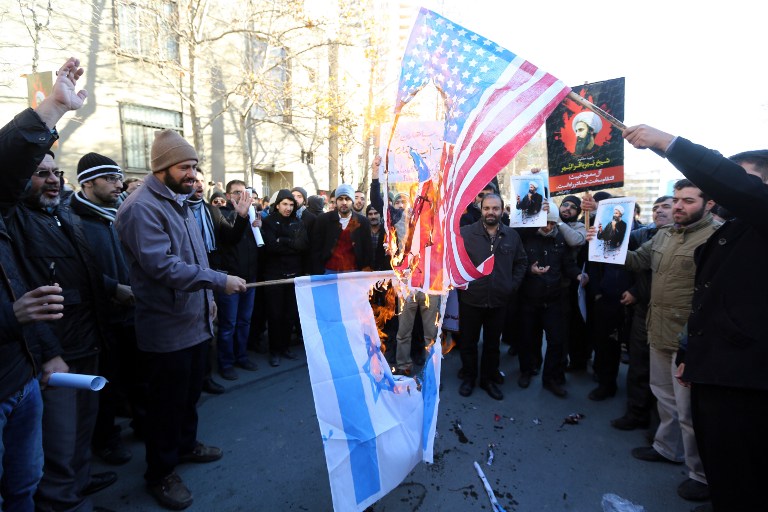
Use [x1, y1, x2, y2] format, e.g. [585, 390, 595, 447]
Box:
[90, 343, 699, 512]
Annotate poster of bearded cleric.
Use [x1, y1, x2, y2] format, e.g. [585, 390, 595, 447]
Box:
[545, 78, 625, 196]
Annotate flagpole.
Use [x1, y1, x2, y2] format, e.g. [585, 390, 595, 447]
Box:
[244, 270, 398, 288]
[567, 92, 626, 131]
[245, 277, 295, 288]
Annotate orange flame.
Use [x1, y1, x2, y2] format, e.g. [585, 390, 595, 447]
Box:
[369, 283, 397, 354]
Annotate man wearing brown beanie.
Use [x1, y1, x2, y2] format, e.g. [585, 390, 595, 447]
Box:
[115, 129, 247, 510]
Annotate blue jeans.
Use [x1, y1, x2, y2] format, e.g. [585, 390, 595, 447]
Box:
[215, 289, 256, 369]
[0, 378, 43, 512]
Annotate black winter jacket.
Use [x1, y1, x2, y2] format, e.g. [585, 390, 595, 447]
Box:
[211, 204, 256, 281]
[518, 227, 580, 301]
[459, 220, 527, 308]
[262, 210, 309, 279]
[0, 108, 62, 401]
[668, 138, 768, 390]
[71, 195, 133, 326]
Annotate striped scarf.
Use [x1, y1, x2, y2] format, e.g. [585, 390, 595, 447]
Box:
[186, 198, 216, 252]
[73, 191, 117, 223]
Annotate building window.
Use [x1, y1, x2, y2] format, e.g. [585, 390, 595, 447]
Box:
[115, 0, 179, 62]
[119, 103, 183, 173]
[247, 37, 292, 124]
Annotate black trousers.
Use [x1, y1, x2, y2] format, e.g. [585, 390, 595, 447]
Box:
[142, 341, 206, 484]
[518, 296, 566, 384]
[458, 302, 505, 383]
[623, 304, 654, 422]
[266, 283, 299, 355]
[691, 383, 768, 512]
[564, 282, 591, 368]
[592, 297, 626, 388]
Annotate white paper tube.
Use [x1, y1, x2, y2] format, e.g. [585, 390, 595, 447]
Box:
[48, 373, 108, 391]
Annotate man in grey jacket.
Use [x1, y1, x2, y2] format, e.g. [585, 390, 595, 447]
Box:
[116, 130, 246, 510]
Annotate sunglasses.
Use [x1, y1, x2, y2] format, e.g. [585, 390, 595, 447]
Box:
[33, 169, 64, 179]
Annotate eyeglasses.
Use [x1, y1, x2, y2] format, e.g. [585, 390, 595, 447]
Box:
[101, 174, 124, 184]
[33, 169, 64, 179]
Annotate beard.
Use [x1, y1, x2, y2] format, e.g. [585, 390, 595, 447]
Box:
[483, 214, 499, 227]
[679, 204, 707, 226]
[38, 193, 60, 209]
[163, 171, 194, 195]
[574, 134, 594, 156]
[613, 214, 622, 222]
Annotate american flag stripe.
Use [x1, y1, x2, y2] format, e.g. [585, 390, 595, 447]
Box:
[444, 67, 568, 287]
[394, 7, 569, 290]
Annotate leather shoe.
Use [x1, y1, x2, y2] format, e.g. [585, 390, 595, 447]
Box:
[690, 504, 713, 512]
[517, 372, 531, 389]
[82, 471, 118, 496]
[611, 415, 649, 431]
[219, 367, 238, 381]
[479, 381, 503, 401]
[269, 354, 281, 367]
[588, 385, 616, 401]
[393, 367, 411, 376]
[543, 381, 567, 398]
[282, 349, 299, 360]
[97, 444, 132, 465]
[458, 380, 474, 397]
[631, 446, 683, 464]
[236, 358, 257, 371]
[202, 378, 225, 395]
[677, 478, 710, 502]
[179, 442, 223, 464]
[148, 472, 193, 510]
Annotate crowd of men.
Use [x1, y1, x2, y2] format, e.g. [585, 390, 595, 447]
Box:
[0, 56, 763, 512]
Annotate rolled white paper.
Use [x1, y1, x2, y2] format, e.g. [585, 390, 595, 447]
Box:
[248, 205, 265, 247]
[48, 373, 108, 391]
[253, 226, 265, 247]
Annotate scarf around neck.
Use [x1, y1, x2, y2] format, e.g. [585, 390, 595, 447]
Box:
[73, 190, 118, 223]
[186, 197, 216, 252]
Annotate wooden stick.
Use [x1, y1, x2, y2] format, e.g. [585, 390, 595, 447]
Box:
[567, 92, 626, 131]
[244, 277, 296, 288]
[244, 270, 398, 288]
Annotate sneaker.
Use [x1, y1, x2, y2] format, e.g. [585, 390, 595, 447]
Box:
[148, 472, 193, 510]
[236, 359, 257, 371]
[178, 442, 223, 464]
[677, 478, 710, 502]
[218, 367, 238, 381]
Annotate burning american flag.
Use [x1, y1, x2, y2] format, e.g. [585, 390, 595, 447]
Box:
[393, 7, 570, 288]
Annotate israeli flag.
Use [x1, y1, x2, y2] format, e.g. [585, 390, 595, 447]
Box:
[295, 272, 441, 512]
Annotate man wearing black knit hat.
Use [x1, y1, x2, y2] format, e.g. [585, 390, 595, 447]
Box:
[71, 153, 137, 467]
